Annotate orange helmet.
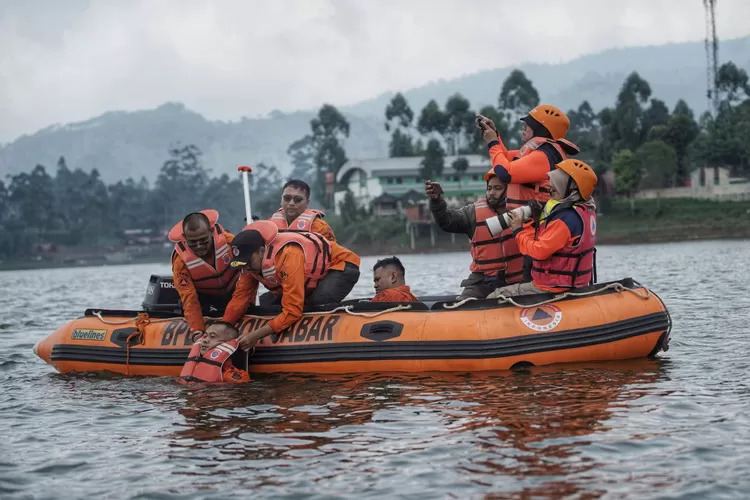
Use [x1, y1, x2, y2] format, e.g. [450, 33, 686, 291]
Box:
[556, 159, 598, 199]
[483, 167, 496, 183]
[525, 105, 570, 140]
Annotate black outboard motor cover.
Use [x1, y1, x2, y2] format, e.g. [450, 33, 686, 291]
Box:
[142, 274, 182, 313]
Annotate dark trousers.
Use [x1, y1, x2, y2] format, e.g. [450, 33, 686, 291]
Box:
[259, 262, 361, 307]
[196, 292, 233, 315]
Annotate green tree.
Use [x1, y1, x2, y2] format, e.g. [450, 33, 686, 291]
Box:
[417, 99, 448, 139]
[444, 93, 474, 155]
[155, 144, 210, 227]
[636, 140, 678, 189]
[452, 157, 470, 196]
[567, 101, 601, 158]
[385, 93, 417, 157]
[389, 129, 415, 157]
[8, 165, 56, 243]
[716, 61, 750, 105]
[654, 109, 700, 184]
[641, 99, 670, 140]
[385, 92, 415, 131]
[612, 149, 641, 212]
[309, 104, 350, 207]
[419, 139, 445, 181]
[673, 99, 694, 119]
[609, 72, 653, 152]
[498, 69, 540, 146]
[287, 136, 315, 183]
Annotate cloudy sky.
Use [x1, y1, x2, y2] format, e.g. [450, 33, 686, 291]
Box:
[1, 0, 749, 143]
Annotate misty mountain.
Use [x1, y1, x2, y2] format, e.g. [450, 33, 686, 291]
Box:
[1, 35, 748, 184]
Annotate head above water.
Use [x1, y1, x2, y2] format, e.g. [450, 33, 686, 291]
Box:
[198, 321, 239, 355]
[373, 256, 407, 294]
[182, 212, 213, 259]
[281, 179, 311, 222]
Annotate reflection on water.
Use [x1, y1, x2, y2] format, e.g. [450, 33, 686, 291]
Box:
[4, 241, 750, 497]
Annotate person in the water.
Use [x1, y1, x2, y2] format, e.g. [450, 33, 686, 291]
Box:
[180, 322, 250, 383]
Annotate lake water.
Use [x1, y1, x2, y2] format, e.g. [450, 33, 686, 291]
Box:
[2, 240, 750, 498]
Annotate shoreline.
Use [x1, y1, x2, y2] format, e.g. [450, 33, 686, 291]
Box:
[2, 231, 748, 272]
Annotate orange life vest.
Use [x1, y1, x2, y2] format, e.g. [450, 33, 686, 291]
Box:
[506, 137, 568, 210]
[469, 199, 524, 283]
[247, 231, 332, 293]
[180, 340, 244, 383]
[172, 223, 240, 296]
[531, 204, 597, 289]
[270, 209, 325, 232]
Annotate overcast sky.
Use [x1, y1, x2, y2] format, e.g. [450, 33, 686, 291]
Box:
[1, 0, 749, 143]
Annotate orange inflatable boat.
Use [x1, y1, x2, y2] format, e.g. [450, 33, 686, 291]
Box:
[34, 275, 671, 377]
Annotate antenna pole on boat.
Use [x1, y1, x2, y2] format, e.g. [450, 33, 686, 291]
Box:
[237, 166, 253, 222]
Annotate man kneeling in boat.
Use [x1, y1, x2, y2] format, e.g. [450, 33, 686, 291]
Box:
[426, 170, 525, 300]
[370, 257, 418, 302]
[223, 220, 361, 349]
[169, 210, 240, 340]
[269, 179, 336, 242]
[181, 321, 250, 383]
[487, 159, 598, 298]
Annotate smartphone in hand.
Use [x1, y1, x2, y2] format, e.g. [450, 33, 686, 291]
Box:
[430, 182, 444, 195]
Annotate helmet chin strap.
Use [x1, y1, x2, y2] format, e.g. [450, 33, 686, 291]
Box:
[564, 176, 575, 199]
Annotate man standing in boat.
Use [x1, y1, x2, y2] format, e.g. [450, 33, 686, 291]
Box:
[223, 220, 361, 349]
[487, 159, 598, 298]
[269, 179, 336, 241]
[478, 105, 580, 280]
[426, 171, 524, 300]
[169, 210, 240, 340]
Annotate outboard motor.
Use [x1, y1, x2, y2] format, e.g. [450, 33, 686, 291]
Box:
[142, 274, 182, 314]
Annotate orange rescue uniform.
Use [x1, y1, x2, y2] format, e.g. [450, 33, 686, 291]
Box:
[223, 242, 360, 332]
[172, 231, 236, 334]
[370, 286, 418, 303]
[270, 209, 336, 242]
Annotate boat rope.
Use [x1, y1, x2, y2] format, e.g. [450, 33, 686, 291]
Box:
[443, 282, 651, 310]
[240, 304, 413, 320]
[125, 313, 150, 376]
[91, 311, 180, 325]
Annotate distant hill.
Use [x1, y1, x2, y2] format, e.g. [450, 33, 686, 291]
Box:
[2, 36, 749, 184]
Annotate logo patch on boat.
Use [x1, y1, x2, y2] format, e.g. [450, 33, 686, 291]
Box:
[519, 305, 562, 332]
[71, 328, 108, 341]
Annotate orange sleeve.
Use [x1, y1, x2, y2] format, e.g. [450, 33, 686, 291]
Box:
[312, 218, 336, 242]
[267, 246, 306, 333]
[514, 220, 572, 261]
[222, 272, 259, 325]
[224, 232, 235, 245]
[370, 286, 418, 302]
[488, 139, 515, 165]
[172, 255, 205, 332]
[492, 146, 550, 184]
[328, 241, 361, 271]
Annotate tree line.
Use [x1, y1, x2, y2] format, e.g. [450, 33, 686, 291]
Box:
[287, 60, 750, 203]
[0, 145, 284, 258]
[2, 61, 749, 259]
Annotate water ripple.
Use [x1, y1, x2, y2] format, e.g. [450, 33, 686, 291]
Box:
[2, 243, 750, 498]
